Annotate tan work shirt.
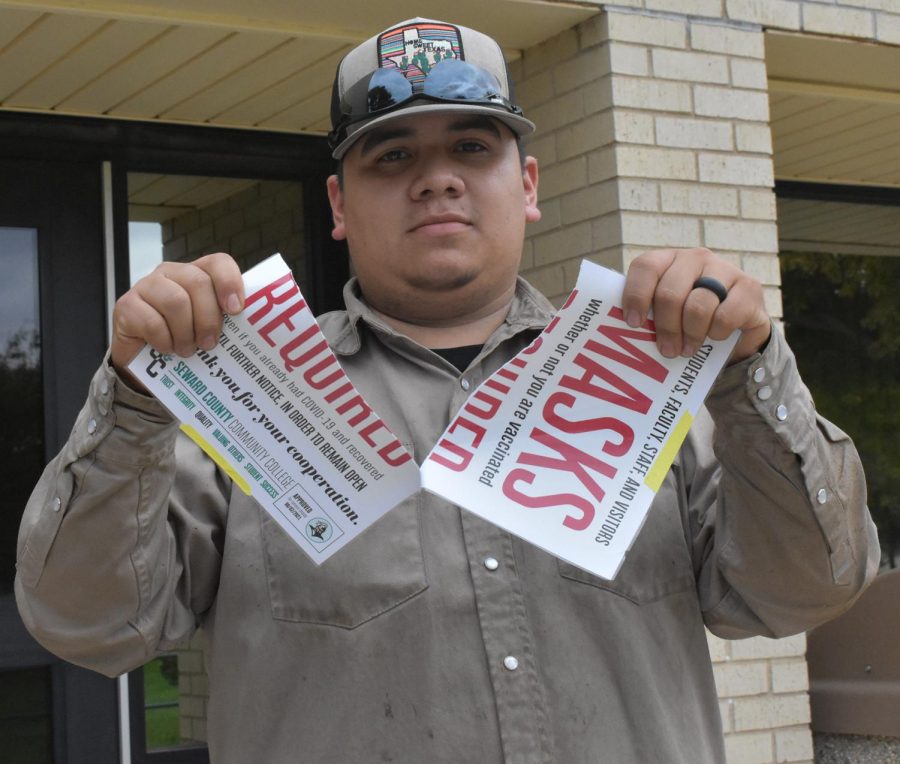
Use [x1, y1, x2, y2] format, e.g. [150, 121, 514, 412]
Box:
[17, 278, 878, 763]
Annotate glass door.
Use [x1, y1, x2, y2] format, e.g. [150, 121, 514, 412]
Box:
[0, 157, 117, 763]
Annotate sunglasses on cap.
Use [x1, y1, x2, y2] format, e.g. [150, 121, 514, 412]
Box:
[328, 58, 524, 148]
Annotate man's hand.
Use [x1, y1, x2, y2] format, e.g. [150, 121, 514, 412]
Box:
[622, 248, 771, 364]
[111, 253, 244, 391]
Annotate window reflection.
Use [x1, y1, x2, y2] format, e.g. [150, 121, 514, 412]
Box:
[0, 228, 42, 596]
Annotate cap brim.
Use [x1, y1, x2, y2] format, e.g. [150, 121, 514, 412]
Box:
[331, 102, 536, 159]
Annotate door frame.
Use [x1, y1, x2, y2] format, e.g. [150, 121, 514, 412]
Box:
[0, 111, 343, 763]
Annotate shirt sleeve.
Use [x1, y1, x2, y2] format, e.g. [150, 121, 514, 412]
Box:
[689, 326, 880, 639]
[14, 355, 229, 677]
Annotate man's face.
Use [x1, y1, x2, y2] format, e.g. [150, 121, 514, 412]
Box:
[326, 112, 540, 326]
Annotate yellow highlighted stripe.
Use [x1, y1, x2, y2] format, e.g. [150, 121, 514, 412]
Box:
[644, 412, 694, 493]
[180, 424, 252, 496]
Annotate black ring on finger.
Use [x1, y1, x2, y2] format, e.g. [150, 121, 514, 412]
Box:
[691, 276, 728, 303]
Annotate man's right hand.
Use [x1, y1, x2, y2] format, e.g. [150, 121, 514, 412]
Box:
[111, 252, 244, 392]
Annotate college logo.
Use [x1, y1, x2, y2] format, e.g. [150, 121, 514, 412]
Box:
[145, 349, 169, 378]
[306, 518, 333, 543]
[378, 22, 463, 86]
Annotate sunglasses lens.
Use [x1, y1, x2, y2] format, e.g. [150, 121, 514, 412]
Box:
[423, 59, 502, 101]
[366, 68, 413, 112]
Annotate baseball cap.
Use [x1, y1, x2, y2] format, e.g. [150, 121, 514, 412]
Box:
[328, 18, 535, 159]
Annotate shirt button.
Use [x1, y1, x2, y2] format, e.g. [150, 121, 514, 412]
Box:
[817, 488, 828, 504]
[87, 418, 97, 434]
[757, 385, 772, 401]
[100, 379, 110, 395]
[460, 378, 471, 391]
[776, 404, 788, 421]
[51, 497, 61, 512]
[484, 557, 499, 571]
[753, 367, 766, 383]
[503, 656, 519, 671]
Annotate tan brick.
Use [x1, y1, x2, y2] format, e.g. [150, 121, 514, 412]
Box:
[645, 0, 725, 16]
[661, 182, 738, 215]
[656, 116, 733, 150]
[583, 78, 614, 114]
[740, 252, 782, 283]
[554, 47, 611, 96]
[528, 89, 585, 132]
[523, 28, 580, 78]
[606, 11, 688, 49]
[621, 211, 702, 247]
[719, 699, 734, 733]
[734, 693, 810, 731]
[516, 71, 555, 109]
[619, 178, 660, 211]
[713, 660, 769, 697]
[803, 4, 875, 39]
[528, 198, 561, 237]
[557, 112, 615, 160]
[588, 147, 617, 183]
[771, 659, 809, 693]
[560, 182, 620, 224]
[763, 285, 783, 319]
[705, 219, 778, 253]
[841, 0, 900, 10]
[592, 213, 623, 251]
[533, 221, 593, 265]
[695, 85, 769, 120]
[617, 145, 697, 180]
[730, 59, 768, 90]
[522, 263, 565, 299]
[178, 650, 203, 674]
[527, 133, 557, 166]
[724, 731, 774, 764]
[581, 247, 626, 277]
[520, 238, 534, 270]
[652, 49, 730, 83]
[876, 12, 900, 44]
[725, 0, 801, 30]
[698, 154, 773, 186]
[608, 42, 650, 76]
[735, 123, 773, 154]
[611, 75, 692, 112]
[614, 111, 656, 144]
[740, 250, 781, 286]
[775, 726, 814, 762]
[539, 156, 588, 200]
[708, 632, 732, 662]
[690, 23, 765, 58]
[578, 15, 608, 50]
[731, 633, 805, 660]
[740, 189, 776, 220]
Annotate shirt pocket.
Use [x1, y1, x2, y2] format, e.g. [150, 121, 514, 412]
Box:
[557, 497, 695, 605]
[259, 492, 428, 628]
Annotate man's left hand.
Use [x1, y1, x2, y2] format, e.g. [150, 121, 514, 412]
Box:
[621, 248, 772, 364]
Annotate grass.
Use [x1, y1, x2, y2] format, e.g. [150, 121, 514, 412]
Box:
[144, 656, 180, 748]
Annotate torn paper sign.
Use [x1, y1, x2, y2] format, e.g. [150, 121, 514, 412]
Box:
[421, 259, 739, 580]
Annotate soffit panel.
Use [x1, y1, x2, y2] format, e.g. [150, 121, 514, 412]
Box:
[767, 32, 900, 189]
[0, 0, 596, 133]
[778, 197, 900, 256]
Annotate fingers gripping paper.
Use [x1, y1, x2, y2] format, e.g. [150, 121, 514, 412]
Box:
[129, 254, 421, 564]
[421, 260, 738, 580]
[130, 256, 736, 579]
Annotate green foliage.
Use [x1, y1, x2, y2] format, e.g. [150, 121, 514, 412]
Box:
[781, 252, 900, 566]
[144, 657, 180, 748]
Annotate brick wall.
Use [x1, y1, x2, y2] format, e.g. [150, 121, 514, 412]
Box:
[506, 3, 885, 760]
[161, 179, 307, 292]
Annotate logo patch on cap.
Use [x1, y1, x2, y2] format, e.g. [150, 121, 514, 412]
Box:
[378, 22, 464, 88]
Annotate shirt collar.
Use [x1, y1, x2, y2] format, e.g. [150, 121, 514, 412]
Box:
[325, 276, 556, 356]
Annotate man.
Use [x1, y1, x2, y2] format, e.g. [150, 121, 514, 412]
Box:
[16, 17, 877, 764]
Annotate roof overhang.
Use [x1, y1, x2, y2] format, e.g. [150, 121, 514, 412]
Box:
[0, 0, 598, 134]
